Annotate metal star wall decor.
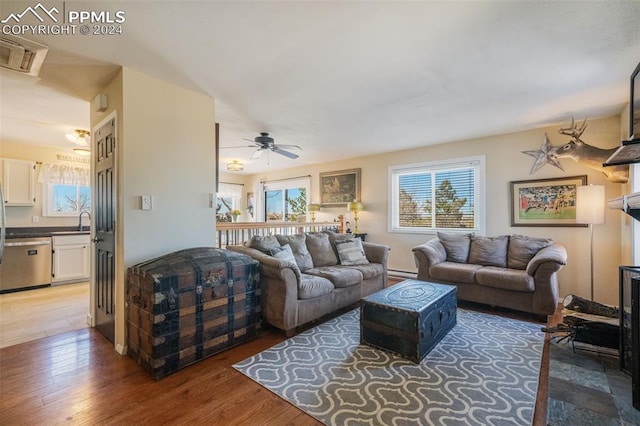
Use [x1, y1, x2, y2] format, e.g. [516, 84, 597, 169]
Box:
[522, 133, 564, 174]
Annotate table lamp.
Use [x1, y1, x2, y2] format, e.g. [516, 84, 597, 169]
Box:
[308, 203, 321, 222]
[347, 201, 364, 233]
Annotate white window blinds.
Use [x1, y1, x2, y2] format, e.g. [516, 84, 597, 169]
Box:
[389, 156, 485, 233]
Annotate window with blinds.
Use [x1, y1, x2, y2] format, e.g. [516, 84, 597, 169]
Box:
[389, 156, 485, 233]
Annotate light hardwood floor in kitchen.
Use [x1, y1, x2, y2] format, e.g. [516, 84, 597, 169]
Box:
[0, 282, 89, 348]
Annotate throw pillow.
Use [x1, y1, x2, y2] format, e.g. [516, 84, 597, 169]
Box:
[335, 237, 369, 266]
[437, 232, 473, 263]
[305, 232, 338, 267]
[275, 234, 314, 271]
[270, 244, 298, 266]
[247, 235, 281, 253]
[324, 230, 351, 258]
[507, 234, 554, 269]
[468, 235, 509, 267]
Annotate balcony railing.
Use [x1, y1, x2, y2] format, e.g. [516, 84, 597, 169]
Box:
[216, 221, 341, 248]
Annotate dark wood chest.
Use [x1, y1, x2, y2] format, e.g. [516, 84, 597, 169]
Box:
[361, 279, 457, 363]
[126, 247, 260, 379]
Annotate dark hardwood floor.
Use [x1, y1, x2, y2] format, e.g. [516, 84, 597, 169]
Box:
[0, 279, 556, 425]
[0, 323, 318, 425]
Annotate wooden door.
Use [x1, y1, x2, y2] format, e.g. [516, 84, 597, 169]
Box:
[93, 118, 116, 343]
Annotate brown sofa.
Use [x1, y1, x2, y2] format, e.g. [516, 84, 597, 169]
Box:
[227, 232, 390, 336]
[412, 233, 567, 316]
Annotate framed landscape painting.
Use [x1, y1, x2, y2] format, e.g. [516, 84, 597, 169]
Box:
[510, 175, 588, 227]
[320, 168, 361, 207]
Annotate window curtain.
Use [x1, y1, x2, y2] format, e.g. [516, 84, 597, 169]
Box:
[38, 163, 90, 186]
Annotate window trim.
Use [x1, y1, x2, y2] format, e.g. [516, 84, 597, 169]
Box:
[216, 182, 243, 221]
[388, 155, 485, 234]
[262, 177, 310, 222]
[42, 182, 91, 217]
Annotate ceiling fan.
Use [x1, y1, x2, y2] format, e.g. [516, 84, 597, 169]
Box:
[225, 132, 302, 160]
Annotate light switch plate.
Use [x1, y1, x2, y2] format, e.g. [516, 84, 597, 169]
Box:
[141, 195, 152, 210]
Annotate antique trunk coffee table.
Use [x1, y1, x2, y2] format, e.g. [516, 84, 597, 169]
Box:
[360, 279, 457, 363]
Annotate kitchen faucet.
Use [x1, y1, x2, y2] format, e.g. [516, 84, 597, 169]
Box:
[79, 211, 91, 232]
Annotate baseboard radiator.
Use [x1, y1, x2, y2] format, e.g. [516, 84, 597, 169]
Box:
[387, 269, 418, 279]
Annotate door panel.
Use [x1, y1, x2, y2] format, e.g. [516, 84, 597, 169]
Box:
[94, 118, 116, 343]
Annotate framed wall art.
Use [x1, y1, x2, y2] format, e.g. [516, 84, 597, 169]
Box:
[320, 168, 361, 207]
[510, 175, 588, 227]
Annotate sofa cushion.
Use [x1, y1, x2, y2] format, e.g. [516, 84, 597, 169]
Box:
[468, 235, 509, 267]
[276, 234, 314, 271]
[475, 267, 535, 292]
[305, 232, 338, 267]
[304, 266, 362, 288]
[247, 235, 281, 253]
[437, 232, 473, 263]
[336, 238, 369, 266]
[298, 274, 335, 300]
[429, 261, 482, 284]
[342, 263, 384, 280]
[508, 234, 554, 270]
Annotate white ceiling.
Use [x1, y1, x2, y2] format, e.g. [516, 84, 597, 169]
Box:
[1, 1, 639, 174]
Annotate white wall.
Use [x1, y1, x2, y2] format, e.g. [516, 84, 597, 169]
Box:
[120, 68, 217, 265]
[91, 68, 216, 350]
[243, 115, 629, 306]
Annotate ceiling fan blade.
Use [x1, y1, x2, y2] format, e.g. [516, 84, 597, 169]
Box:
[272, 146, 299, 159]
[220, 145, 256, 149]
[276, 144, 302, 150]
[251, 149, 264, 159]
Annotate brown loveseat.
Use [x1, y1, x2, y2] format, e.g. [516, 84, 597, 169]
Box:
[412, 233, 567, 316]
[227, 231, 390, 336]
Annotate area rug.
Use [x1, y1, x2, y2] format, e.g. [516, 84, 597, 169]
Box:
[233, 309, 544, 426]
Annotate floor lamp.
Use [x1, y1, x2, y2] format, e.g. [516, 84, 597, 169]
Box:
[575, 184, 605, 301]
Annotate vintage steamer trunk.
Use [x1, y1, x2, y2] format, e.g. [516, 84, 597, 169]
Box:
[361, 279, 457, 363]
[127, 247, 260, 379]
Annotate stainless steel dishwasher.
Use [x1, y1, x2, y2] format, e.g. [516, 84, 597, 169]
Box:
[0, 237, 52, 293]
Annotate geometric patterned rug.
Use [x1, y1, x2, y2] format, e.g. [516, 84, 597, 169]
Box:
[234, 308, 544, 425]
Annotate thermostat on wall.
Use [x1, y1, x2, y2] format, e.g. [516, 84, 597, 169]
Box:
[140, 195, 152, 210]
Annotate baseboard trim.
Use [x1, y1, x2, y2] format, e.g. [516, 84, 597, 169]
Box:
[387, 269, 417, 279]
[115, 343, 127, 355]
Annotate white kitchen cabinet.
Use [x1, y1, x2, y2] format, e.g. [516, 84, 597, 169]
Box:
[52, 235, 90, 283]
[2, 158, 36, 206]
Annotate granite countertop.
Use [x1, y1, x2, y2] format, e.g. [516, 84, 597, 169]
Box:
[5, 227, 90, 239]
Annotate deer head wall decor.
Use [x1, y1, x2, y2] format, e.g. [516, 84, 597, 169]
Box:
[551, 118, 629, 183]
